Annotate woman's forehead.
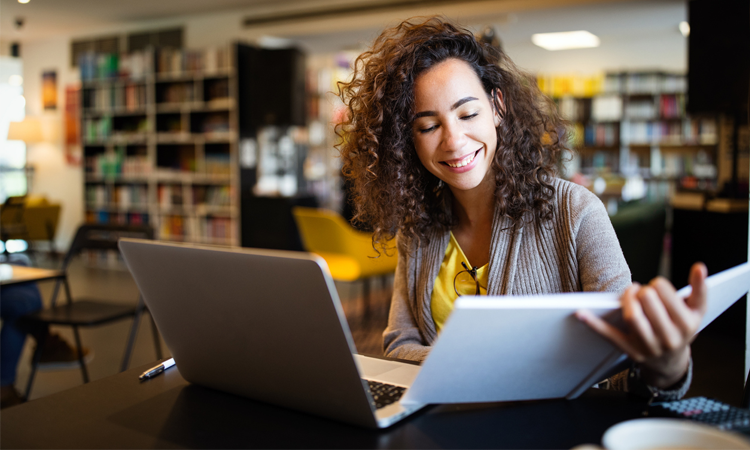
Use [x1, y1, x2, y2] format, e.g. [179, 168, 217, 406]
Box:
[414, 59, 488, 108]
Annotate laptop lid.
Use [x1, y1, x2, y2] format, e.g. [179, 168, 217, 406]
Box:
[119, 239, 382, 427]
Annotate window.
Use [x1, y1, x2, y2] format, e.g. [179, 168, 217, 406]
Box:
[0, 56, 27, 203]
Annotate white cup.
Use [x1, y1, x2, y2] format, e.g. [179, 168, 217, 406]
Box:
[601, 418, 750, 450]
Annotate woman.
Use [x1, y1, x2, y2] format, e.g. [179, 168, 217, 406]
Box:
[336, 17, 706, 399]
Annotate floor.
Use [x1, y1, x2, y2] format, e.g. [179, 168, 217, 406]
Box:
[5, 251, 746, 407]
[10, 252, 392, 402]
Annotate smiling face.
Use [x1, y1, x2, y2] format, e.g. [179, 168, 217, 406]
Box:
[412, 58, 500, 195]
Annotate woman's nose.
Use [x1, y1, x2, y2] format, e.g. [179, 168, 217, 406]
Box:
[441, 121, 468, 151]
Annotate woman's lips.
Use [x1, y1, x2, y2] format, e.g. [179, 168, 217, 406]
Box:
[441, 150, 480, 169]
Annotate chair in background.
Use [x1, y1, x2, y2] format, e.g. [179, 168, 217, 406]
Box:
[0, 196, 31, 250]
[22, 223, 162, 399]
[0, 195, 61, 259]
[292, 207, 398, 320]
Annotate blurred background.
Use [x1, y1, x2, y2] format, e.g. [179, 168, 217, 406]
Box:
[0, 0, 747, 405]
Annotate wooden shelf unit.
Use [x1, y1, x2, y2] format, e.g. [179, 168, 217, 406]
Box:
[81, 46, 239, 246]
[547, 71, 719, 194]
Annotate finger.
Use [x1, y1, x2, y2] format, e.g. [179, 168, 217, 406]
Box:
[575, 309, 645, 362]
[637, 285, 684, 352]
[686, 262, 708, 314]
[648, 277, 694, 335]
[622, 287, 661, 358]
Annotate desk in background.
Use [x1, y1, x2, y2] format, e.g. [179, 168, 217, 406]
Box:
[0, 263, 64, 286]
[1, 361, 648, 449]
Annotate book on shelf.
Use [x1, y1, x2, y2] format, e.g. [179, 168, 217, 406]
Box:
[200, 113, 230, 133]
[155, 46, 232, 75]
[83, 84, 147, 112]
[158, 82, 195, 104]
[584, 123, 618, 148]
[624, 100, 656, 120]
[203, 216, 232, 241]
[80, 50, 154, 82]
[591, 95, 622, 122]
[536, 73, 603, 98]
[205, 78, 230, 102]
[80, 46, 231, 83]
[205, 154, 231, 177]
[128, 212, 149, 225]
[86, 184, 149, 210]
[83, 116, 112, 141]
[158, 185, 183, 209]
[659, 94, 685, 119]
[85, 149, 150, 177]
[114, 185, 148, 209]
[86, 185, 108, 207]
[160, 215, 186, 239]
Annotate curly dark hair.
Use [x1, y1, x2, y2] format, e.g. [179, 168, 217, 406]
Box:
[336, 16, 569, 251]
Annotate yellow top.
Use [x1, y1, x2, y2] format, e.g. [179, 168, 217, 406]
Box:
[431, 232, 488, 333]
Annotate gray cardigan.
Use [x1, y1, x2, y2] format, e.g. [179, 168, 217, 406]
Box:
[383, 178, 690, 400]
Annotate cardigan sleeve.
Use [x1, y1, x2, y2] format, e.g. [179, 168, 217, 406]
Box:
[382, 241, 431, 362]
[568, 185, 631, 293]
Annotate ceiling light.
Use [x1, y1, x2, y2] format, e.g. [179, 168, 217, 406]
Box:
[679, 21, 690, 37]
[531, 31, 600, 51]
[18, 0, 30, 4]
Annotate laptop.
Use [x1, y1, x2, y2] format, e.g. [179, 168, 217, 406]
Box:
[119, 238, 424, 429]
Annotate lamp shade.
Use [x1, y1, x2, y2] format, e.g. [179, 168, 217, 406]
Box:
[7, 118, 44, 143]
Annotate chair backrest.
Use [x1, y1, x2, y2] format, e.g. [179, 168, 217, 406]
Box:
[23, 203, 61, 241]
[292, 207, 395, 264]
[0, 196, 28, 239]
[292, 207, 363, 255]
[63, 223, 155, 269]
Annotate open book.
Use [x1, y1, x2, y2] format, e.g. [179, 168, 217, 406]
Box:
[401, 262, 750, 405]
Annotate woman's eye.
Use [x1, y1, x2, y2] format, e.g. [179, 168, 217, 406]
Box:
[419, 125, 437, 134]
[461, 112, 479, 120]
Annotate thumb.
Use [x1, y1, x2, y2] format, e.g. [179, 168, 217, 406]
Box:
[686, 262, 708, 313]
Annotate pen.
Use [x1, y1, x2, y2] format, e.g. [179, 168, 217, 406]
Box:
[139, 358, 175, 381]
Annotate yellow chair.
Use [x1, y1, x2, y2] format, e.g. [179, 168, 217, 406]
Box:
[292, 207, 398, 320]
[0, 195, 61, 257]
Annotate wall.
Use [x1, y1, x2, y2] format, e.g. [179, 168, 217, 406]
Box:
[20, 38, 81, 251]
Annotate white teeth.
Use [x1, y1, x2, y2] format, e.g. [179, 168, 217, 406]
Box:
[445, 152, 476, 168]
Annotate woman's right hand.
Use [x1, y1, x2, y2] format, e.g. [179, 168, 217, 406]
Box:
[577, 262, 708, 389]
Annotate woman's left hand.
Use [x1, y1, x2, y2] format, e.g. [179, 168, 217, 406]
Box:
[577, 262, 708, 389]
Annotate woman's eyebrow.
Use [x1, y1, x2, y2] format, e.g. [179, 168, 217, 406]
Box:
[414, 96, 479, 119]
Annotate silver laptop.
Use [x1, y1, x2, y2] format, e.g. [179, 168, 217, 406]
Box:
[119, 238, 424, 428]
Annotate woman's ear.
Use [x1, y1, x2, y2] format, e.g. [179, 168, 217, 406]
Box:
[492, 89, 505, 126]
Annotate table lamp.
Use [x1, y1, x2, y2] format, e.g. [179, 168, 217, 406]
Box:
[6, 117, 45, 195]
[7, 117, 44, 143]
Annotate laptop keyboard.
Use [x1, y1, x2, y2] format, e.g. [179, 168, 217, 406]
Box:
[367, 380, 406, 410]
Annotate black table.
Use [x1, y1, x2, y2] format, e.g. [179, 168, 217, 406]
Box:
[1, 360, 649, 449]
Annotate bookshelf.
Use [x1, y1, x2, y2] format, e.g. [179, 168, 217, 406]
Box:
[539, 71, 719, 197]
[80, 46, 239, 246]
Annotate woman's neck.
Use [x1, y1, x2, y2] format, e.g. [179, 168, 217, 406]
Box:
[450, 176, 496, 229]
[449, 177, 496, 267]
